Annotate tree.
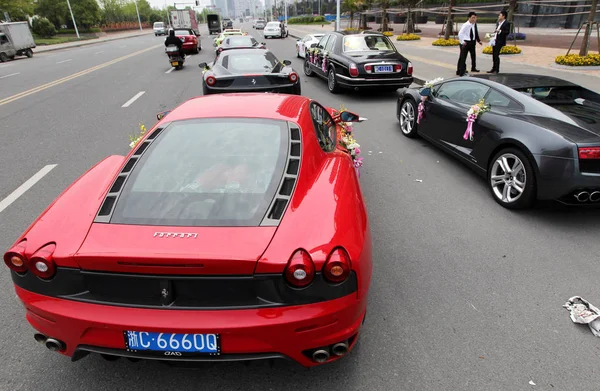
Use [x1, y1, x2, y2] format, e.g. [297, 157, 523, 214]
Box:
[69, 0, 101, 28]
[343, 0, 358, 28]
[35, 0, 69, 28]
[579, 0, 598, 56]
[443, 0, 455, 40]
[507, 0, 517, 34]
[400, 0, 419, 34]
[0, 0, 34, 21]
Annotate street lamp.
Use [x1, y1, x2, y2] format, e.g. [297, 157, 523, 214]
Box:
[134, 0, 143, 31]
[336, 0, 340, 30]
[65, 0, 80, 39]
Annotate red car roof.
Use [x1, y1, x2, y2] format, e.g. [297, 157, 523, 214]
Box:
[161, 93, 310, 123]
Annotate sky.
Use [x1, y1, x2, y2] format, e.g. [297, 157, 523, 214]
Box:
[147, 0, 264, 9]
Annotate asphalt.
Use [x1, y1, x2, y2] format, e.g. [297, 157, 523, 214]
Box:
[1, 22, 600, 391]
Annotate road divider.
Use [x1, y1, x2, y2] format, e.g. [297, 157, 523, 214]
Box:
[122, 91, 146, 108]
[0, 44, 162, 107]
[0, 165, 57, 214]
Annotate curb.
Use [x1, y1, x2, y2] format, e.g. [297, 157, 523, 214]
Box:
[35, 31, 153, 53]
[289, 30, 426, 86]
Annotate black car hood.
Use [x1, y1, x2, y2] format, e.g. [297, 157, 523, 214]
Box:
[344, 51, 408, 63]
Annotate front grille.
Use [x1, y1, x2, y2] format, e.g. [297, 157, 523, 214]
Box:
[580, 159, 600, 173]
[12, 268, 358, 310]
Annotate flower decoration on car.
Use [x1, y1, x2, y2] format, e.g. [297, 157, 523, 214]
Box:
[336, 106, 363, 177]
[322, 50, 329, 72]
[463, 99, 490, 141]
[129, 123, 147, 149]
[417, 77, 443, 124]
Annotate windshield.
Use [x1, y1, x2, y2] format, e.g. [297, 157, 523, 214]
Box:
[224, 32, 243, 36]
[226, 36, 256, 47]
[154, 23, 164, 28]
[221, 51, 279, 73]
[343, 35, 396, 52]
[111, 118, 288, 227]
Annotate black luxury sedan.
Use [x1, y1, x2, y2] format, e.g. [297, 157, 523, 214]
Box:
[215, 35, 266, 59]
[200, 49, 300, 95]
[303, 31, 414, 94]
[397, 74, 600, 209]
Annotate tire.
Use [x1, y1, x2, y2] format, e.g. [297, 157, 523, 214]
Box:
[303, 58, 314, 77]
[398, 98, 418, 138]
[488, 148, 536, 209]
[26, 49, 33, 58]
[327, 67, 340, 94]
[176, 64, 183, 70]
[0, 52, 9, 62]
[296, 46, 300, 58]
[193, 46, 199, 54]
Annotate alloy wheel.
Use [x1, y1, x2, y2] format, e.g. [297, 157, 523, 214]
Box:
[490, 153, 526, 203]
[400, 101, 415, 134]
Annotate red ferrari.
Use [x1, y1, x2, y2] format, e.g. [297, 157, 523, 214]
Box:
[3, 94, 372, 367]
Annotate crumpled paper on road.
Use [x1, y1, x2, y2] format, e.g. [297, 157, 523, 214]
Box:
[563, 296, 600, 337]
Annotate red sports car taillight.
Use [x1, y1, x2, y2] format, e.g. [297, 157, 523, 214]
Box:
[323, 248, 352, 283]
[578, 146, 600, 159]
[349, 63, 359, 77]
[3, 240, 28, 273]
[206, 76, 216, 86]
[284, 249, 315, 288]
[407, 61, 413, 75]
[289, 72, 298, 82]
[29, 243, 57, 279]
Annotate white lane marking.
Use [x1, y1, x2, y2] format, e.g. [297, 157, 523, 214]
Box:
[119, 45, 127, 48]
[95, 51, 104, 55]
[56, 59, 72, 64]
[0, 72, 20, 79]
[121, 91, 146, 108]
[0, 165, 57, 214]
[165, 67, 174, 74]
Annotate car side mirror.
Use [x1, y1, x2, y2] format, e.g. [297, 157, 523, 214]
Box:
[198, 62, 208, 69]
[157, 111, 170, 120]
[310, 43, 317, 48]
[282, 60, 291, 66]
[338, 111, 367, 123]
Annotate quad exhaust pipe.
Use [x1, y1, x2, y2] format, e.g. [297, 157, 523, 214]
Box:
[34, 333, 65, 352]
[331, 340, 349, 356]
[574, 191, 600, 203]
[311, 339, 351, 363]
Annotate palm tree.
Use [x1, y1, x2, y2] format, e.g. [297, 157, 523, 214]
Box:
[354, 0, 373, 30]
[343, 0, 358, 29]
[443, 0, 456, 40]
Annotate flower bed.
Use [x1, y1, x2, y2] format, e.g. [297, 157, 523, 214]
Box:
[432, 38, 460, 46]
[396, 33, 420, 41]
[482, 45, 522, 55]
[382, 31, 394, 37]
[555, 53, 600, 66]
[507, 33, 526, 40]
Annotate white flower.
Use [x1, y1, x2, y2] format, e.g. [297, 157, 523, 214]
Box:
[348, 142, 360, 150]
[425, 77, 444, 88]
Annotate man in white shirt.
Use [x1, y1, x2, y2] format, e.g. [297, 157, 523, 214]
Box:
[456, 12, 482, 76]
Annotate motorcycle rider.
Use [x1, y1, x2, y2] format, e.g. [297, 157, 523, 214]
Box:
[164, 29, 185, 59]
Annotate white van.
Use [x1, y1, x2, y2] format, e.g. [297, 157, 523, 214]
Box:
[153, 22, 168, 36]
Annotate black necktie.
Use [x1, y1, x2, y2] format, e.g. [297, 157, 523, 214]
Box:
[470, 26, 474, 40]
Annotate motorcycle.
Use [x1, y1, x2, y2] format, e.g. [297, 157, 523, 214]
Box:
[166, 45, 185, 70]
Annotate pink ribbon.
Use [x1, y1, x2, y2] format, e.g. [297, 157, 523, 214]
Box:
[322, 57, 327, 72]
[417, 101, 425, 124]
[463, 114, 477, 141]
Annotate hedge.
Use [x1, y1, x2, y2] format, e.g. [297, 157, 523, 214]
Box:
[288, 16, 326, 24]
[58, 27, 102, 34]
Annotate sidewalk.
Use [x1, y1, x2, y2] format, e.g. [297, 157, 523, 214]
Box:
[287, 24, 600, 89]
[35, 29, 154, 53]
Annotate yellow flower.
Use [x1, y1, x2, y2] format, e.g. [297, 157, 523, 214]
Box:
[396, 33, 420, 41]
[432, 38, 460, 46]
[555, 53, 600, 66]
[482, 45, 521, 55]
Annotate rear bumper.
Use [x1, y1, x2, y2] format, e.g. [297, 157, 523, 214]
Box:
[205, 84, 300, 95]
[182, 42, 198, 51]
[15, 285, 366, 367]
[535, 154, 600, 203]
[336, 74, 414, 89]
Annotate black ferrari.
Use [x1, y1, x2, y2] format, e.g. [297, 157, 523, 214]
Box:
[215, 35, 266, 58]
[397, 74, 600, 209]
[199, 49, 300, 95]
[304, 31, 414, 94]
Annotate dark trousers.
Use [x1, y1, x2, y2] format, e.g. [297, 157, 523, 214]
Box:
[457, 41, 476, 75]
[492, 44, 504, 72]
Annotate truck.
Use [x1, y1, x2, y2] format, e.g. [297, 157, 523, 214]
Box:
[0, 22, 36, 62]
[170, 9, 199, 35]
[207, 14, 221, 35]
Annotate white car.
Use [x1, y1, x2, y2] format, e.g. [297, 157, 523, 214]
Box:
[295, 33, 325, 58]
[263, 21, 286, 38]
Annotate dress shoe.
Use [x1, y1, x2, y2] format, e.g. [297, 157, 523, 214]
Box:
[471, 69, 480, 72]
[486, 70, 497, 74]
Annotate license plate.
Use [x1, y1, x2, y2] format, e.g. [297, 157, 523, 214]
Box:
[124, 331, 220, 354]
[375, 65, 393, 73]
[171, 62, 179, 66]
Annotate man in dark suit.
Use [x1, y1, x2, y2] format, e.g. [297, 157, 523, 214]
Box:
[456, 12, 482, 76]
[488, 11, 510, 74]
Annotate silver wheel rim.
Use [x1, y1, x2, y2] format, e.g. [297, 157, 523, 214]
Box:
[328, 70, 335, 90]
[304, 60, 310, 75]
[400, 102, 415, 134]
[490, 153, 526, 203]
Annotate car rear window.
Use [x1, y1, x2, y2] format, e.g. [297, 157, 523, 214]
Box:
[343, 35, 395, 52]
[226, 36, 255, 46]
[110, 118, 289, 227]
[174, 29, 191, 36]
[221, 51, 279, 73]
